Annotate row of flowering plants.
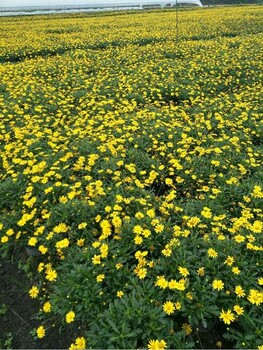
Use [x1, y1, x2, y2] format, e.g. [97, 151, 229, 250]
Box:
[0, 5, 263, 349]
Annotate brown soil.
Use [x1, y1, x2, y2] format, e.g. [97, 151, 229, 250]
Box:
[0, 252, 70, 349]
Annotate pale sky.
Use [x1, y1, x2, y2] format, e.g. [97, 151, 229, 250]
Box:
[0, 0, 126, 7]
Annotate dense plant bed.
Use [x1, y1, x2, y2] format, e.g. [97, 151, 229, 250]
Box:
[0, 5, 262, 349]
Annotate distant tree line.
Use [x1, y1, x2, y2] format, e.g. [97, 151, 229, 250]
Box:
[201, 0, 262, 4]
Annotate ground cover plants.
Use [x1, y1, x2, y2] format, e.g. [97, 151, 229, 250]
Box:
[0, 5, 263, 349]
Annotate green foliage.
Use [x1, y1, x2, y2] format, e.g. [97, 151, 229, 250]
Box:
[0, 333, 14, 350]
[0, 6, 262, 350]
[87, 288, 172, 348]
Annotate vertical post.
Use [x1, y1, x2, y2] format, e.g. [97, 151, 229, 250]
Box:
[176, 0, 179, 42]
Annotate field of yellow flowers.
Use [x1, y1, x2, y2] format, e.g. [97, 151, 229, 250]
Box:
[0, 5, 263, 349]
